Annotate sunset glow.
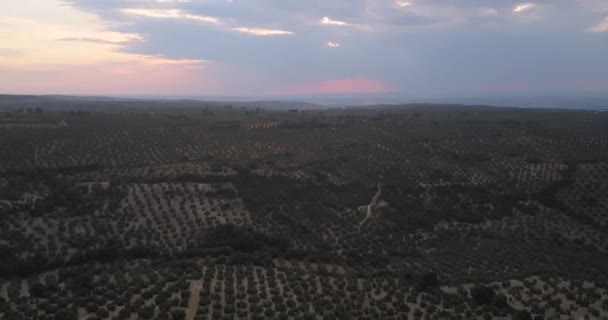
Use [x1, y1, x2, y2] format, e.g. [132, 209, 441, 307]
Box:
[0, 0, 607, 96]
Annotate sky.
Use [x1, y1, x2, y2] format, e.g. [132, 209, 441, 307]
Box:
[0, 0, 607, 97]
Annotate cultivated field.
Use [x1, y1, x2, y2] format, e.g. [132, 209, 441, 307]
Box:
[1, 99, 608, 319]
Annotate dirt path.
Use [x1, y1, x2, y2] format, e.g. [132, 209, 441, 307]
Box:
[358, 183, 382, 229]
[0, 282, 8, 300]
[185, 279, 202, 320]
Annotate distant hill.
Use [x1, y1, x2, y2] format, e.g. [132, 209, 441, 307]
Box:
[0, 94, 120, 103]
[198, 100, 324, 110]
[0, 94, 324, 111]
[2, 94, 608, 111]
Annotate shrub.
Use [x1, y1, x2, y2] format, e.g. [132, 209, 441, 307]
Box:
[470, 285, 495, 305]
[417, 272, 439, 290]
[29, 283, 49, 298]
[493, 293, 508, 308]
[514, 310, 533, 320]
[171, 309, 186, 320]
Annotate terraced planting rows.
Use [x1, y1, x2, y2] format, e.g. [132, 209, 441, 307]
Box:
[1, 105, 608, 319]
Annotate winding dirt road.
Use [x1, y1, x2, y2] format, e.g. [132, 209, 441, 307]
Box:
[358, 183, 382, 228]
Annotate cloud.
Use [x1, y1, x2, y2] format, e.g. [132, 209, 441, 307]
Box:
[0, 15, 154, 66]
[232, 27, 293, 36]
[121, 8, 181, 19]
[321, 16, 350, 26]
[279, 77, 394, 95]
[124, 0, 192, 2]
[587, 17, 608, 32]
[121, 7, 294, 37]
[121, 8, 219, 24]
[578, 0, 608, 12]
[477, 8, 499, 17]
[396, 1, 413, 8]
[155, 0, 192, 3]
[4, 0, 608, 97]
[0, 60, 215, 95]
[319, 16, 374, 31]
[59, 32, 144, 44]
[0, 1, 213, 95]
[513, 3, 537, 14]
[360, 1, 469, 31]
[0, 48, 23, 57]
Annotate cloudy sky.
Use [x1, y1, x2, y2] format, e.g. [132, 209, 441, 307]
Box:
[1, 0, 607, 97]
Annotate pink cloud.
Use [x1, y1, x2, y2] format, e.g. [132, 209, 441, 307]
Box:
[278, 77, 394, 95]
[0, 62, 224, 95]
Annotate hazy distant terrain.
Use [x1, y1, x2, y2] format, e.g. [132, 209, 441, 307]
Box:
[3, 94, 608, 112]
[1, 96, 607, 320]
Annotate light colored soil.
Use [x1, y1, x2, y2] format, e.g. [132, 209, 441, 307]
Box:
[19, 280, 29, 298]
[0, 282, 8, 300]
[186, 279, 202, 320]
[77, 307, 86, 320]
[358, 183, 382, 228]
